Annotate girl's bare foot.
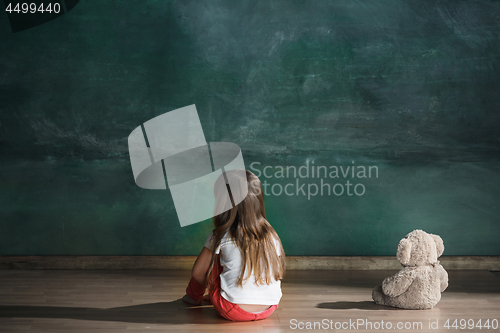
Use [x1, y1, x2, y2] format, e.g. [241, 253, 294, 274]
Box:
[182, 294, 202, 305]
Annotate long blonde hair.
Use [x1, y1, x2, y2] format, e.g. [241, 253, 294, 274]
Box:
[206, 170, 285, 288]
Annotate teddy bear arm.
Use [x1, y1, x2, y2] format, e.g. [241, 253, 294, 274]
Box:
[381, 269, 416, 298]
[438, 265, 448, 292]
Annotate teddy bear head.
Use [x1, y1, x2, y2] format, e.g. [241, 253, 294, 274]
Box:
[396, 229, 444, 267]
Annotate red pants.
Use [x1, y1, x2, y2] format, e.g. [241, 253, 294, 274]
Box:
[185, 257, 279, 321]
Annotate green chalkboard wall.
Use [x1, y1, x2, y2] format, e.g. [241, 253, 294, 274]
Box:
[1, 0, 499, 255]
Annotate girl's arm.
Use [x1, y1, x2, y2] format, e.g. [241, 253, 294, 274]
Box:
[191, 246, 213, 286]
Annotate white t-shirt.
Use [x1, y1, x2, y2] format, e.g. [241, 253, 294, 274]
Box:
[204, 231, 283, 305]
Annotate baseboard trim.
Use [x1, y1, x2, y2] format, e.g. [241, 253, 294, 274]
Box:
[1, 256, 499, 270]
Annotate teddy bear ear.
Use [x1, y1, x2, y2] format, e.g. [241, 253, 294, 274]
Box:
[430, 234, 444, 257]
[397, 238, 412, 265]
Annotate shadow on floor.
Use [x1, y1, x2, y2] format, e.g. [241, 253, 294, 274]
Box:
[316, 301, 401, 310]
[0, 299, 230, 325]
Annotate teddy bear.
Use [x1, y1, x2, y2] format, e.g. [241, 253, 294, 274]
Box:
[372, 229, 448, 310]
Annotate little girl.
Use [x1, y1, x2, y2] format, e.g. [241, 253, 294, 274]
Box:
[182, 169, 285, 321]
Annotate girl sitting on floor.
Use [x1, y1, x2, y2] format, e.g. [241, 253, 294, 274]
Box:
[183, 170, 285, 322]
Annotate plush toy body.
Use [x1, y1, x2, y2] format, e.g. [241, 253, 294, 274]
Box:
[372, 230, 448, 310]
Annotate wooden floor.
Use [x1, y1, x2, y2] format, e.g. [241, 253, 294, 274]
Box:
[0, 270, 499, 332]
